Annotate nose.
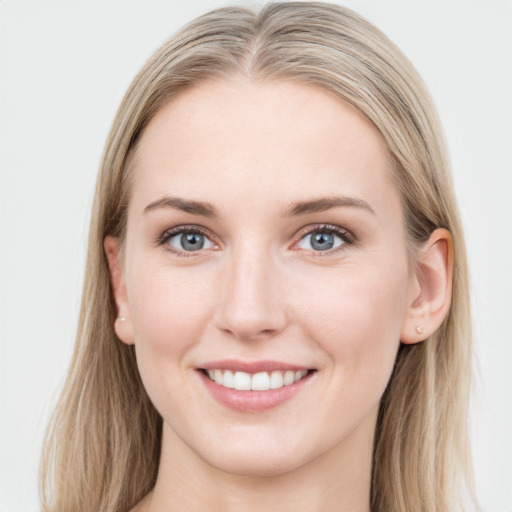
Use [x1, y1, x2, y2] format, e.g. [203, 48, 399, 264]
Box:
[214, 245, 287, 341]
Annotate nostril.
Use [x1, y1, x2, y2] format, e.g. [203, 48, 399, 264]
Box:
[222, 326, 278, 342]
[216, 306, 287, 342]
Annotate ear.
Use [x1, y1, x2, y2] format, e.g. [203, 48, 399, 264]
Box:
[400, 228, 453, 344]
[104, 236, 135, 345]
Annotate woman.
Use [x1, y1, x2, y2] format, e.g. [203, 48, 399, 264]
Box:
[40, 2, 478, 511]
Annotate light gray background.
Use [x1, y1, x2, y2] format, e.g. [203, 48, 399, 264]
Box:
[1, 1, 511, 510]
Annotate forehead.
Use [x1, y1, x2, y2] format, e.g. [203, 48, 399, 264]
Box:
[129, 77, 400, 221]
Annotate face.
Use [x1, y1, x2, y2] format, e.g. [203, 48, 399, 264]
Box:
[110, 78, 419, 477]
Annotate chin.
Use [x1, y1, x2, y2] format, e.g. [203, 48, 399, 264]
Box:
[188, 426, 323, 479]
[204, 448, 308, 478]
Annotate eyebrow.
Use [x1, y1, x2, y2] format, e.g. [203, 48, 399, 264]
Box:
[143, 194, 375, 218]
[283, 195, 375, 217]
[144, 196, 217, 217]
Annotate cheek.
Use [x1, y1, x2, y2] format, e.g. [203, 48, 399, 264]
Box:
[128, 263, 214, 349]
[294, 259, 409, 389]
[126, 263, 216, 401]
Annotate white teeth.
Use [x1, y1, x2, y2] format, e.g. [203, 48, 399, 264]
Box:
[223, 370, 234, 388]
[205, 369, 310, 390]
[283, 371, 295, 386]
[270, 370, 284, 389]
[251, 372, 270, 391]
[233, 371, 252, 390]
[295, 370, 307, 382]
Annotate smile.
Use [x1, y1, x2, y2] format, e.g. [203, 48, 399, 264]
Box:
[198, 361, 316, 412]
[204, 369, 309, 391]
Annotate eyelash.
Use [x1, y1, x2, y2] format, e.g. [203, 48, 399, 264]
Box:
[156, 223, 356, 257]
[294, 224, 356, 256]
[156, 225, 215, 257]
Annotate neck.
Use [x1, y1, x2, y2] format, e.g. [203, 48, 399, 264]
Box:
[147, 410, 376, 512]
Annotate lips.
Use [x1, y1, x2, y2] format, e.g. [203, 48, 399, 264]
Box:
[197, 360, 316, 412]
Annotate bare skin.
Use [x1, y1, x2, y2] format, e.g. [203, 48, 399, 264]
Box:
[105, 78, 452, 512]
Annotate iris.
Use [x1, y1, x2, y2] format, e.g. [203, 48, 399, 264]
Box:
[180, 233, 204, 251]
[310, 232, 335, 251]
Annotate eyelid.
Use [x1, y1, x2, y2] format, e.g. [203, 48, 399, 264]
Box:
[156, 224, 219, 255]
[291, 224, 356, 253]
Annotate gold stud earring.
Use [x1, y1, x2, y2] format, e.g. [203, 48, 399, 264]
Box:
[415, 325, 424, 335]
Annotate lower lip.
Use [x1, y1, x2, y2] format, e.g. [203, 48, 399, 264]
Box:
[198, 370, 314, 412]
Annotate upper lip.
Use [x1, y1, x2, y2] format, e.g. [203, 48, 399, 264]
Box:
[199, 359, 312, 373]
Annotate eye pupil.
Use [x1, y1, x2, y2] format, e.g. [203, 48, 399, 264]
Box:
[181, 233, 204, 251]
[311, 232, 334, 251]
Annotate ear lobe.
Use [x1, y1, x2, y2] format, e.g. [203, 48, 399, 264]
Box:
[104, 236, 135, 345]
[401, 228, 453, 344]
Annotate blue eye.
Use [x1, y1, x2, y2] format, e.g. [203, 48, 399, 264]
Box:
[167, 231, 214, 252]
[297, 229, 346, 251]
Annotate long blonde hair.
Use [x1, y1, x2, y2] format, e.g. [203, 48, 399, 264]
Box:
[40, 3, 477, 511]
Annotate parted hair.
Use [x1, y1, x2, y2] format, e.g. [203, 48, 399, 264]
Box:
[40, 3, 477, 511]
